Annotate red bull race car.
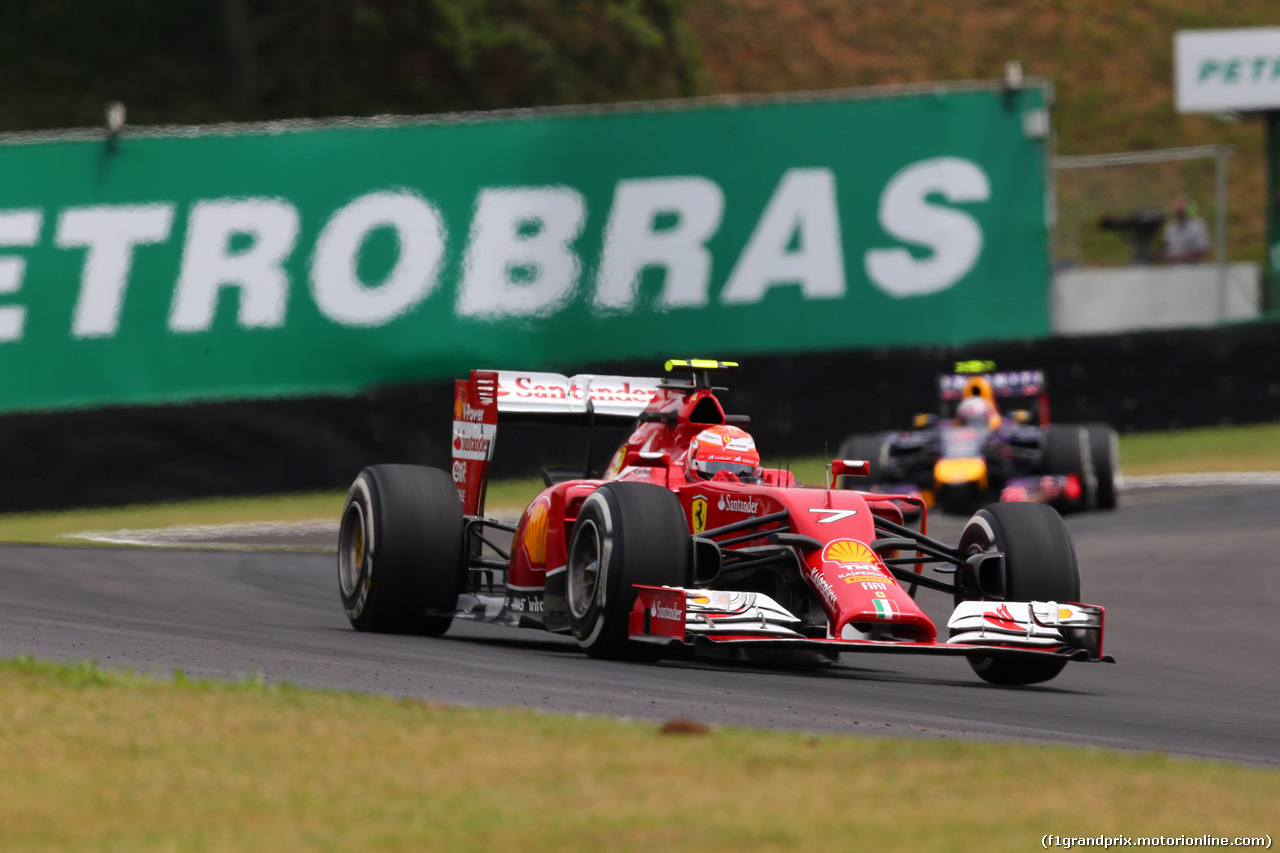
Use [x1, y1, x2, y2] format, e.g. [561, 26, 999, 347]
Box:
[337, 360, 1112, 686]
[839, 362, 1120, 516]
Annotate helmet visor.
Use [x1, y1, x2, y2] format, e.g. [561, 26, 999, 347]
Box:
[697, 460, 762, 480]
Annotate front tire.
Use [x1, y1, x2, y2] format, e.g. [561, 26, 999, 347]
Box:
[956, 502, 1081, 685]
[565, 482, 690, 659]
[338, 465, 464, 635]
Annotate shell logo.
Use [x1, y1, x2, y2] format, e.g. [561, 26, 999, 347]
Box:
[522, 497, 551, 566]
[821, 539, 878, 566]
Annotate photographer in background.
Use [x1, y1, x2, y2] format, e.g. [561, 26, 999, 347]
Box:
[1161, 196, 1210, 264]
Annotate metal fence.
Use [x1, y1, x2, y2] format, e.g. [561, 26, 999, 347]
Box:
[1052, 145, 1231, 270]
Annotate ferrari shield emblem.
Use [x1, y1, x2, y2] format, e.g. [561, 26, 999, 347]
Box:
[691, 495, 709, 534]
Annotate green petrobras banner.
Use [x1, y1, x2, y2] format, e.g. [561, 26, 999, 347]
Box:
[0, 84, 1051, 412]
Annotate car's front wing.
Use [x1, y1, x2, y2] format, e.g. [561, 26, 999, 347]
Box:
[629, 585, 1114, 664]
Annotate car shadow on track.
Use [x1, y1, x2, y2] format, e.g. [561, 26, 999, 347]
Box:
[441, 634, 584, 655]
[647, 655, 1094, 695]
[446, 633, 1098, 694]
[323, 626, 1095, 694]
[319, 624, 585, 655]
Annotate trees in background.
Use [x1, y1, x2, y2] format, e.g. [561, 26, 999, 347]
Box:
[0, 0, 704, 130]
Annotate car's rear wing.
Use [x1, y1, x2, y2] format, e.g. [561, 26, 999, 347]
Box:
[938, 365, 1049, 426]
[938, 369, 1045, 400]
[452, 370, 662, 514]
[490, 371, 662, 420]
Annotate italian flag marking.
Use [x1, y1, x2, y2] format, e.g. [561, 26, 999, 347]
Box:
[873, 599, 898, 620]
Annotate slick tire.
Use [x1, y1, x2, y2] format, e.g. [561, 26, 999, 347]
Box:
[1042, 424, 1096, 512]
[566, 482, 690, 660]
[338, 465, 464, 635]
[1084, 423, 1120, 510]
[836, 435, 888, 488]
[956, 502, 1081, 686]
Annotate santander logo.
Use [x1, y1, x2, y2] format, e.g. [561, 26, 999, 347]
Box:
[650, 602, 683, 622]
[453, 435, 490, 454]
[717, 494, 759, 515]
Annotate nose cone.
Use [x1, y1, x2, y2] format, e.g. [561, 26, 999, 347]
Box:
[934, 457, 987, 487]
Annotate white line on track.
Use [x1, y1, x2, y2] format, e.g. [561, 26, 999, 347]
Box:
[1122, 472, 1280, 488]
[63, 519, 338, 549]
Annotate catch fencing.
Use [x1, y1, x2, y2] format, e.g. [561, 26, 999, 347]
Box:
[1052, 144, 1231, 269]
[1050, 145, 1263, 329]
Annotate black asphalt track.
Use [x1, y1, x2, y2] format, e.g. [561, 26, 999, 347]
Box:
[2, 485, 1278, 765]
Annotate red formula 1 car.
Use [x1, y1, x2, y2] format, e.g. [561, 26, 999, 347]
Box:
[337, 360, 1112, 685]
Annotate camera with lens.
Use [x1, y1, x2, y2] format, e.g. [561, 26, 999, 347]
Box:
[1098, 209, 1165, 264]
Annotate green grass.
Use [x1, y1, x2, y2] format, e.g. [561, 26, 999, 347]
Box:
[1118, 422, 1280, 475]
[0, 657, 1274, 852]
[1, 422, 1276, 546]
[483, 475, 550, 510]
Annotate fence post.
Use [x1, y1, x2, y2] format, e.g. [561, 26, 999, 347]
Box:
[1268, 111, 1280, 314]
[1216, 145, 1228, 321]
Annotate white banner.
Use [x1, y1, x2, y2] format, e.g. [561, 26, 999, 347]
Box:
[1176, 28, 1280, 113]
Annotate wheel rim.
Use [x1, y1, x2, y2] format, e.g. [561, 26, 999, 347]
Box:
[567, 519, 601, 620]
[955, 519, 995, 605]
[338, 502, 366, 598]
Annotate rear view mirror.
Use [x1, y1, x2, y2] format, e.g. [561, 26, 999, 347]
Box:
[831, 459, 870, 478]
[624, 450, 672, 468]
[828, 458, 870, 487]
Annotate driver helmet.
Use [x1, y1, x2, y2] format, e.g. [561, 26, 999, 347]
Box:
[956, 395, 995, 426]
[686, 425, 762, 482]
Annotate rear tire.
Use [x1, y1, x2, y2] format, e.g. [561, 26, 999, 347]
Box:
[1042, 424, 1095, 512]
[836, 434, 887, 488]
[1084, 424, 1120, 510]
[956, 502, 1080, 685]
[566, 482, 690, 660]
[338, 465, 464, 635]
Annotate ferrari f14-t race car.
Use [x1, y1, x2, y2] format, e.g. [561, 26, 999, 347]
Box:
[839, 362, 1120, 516]
[337, 360, 1112, 685]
